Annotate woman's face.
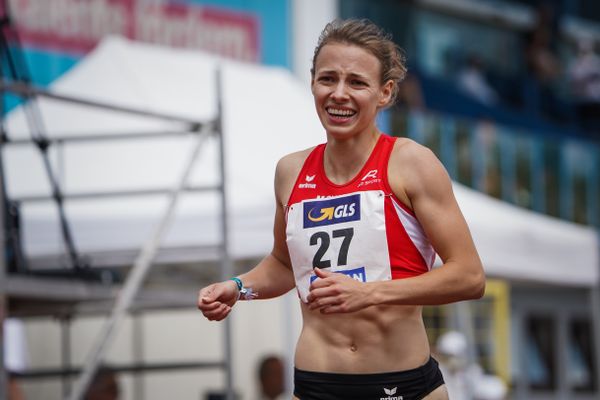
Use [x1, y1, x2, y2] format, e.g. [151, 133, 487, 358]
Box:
[311, 42, 392, 140]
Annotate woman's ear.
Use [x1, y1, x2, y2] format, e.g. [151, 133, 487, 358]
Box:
[378, 80, 394, 107]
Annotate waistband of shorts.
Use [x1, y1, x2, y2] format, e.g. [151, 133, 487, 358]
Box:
[294, 356, 439, 385]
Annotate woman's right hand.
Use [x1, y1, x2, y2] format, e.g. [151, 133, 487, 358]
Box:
[197, 280, 239, 321]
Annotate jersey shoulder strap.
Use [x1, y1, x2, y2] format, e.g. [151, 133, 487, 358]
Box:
[287, 143, 325, 206]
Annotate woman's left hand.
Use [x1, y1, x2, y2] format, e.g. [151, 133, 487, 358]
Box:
[306, 268, 374, 313]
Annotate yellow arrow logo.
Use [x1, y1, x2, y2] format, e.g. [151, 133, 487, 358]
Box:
[308, 207, 334, 222]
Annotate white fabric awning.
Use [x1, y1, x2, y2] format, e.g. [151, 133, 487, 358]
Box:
[5, 36, 598, 286]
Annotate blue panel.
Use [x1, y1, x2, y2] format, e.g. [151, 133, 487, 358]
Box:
[22, 48, 79, 86]
[440, 116, 457, 179]
[2, 48, 79, 113]
[376, 109, 390, 134]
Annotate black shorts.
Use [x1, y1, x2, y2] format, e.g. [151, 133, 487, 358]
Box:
[294, 357, 444, 400]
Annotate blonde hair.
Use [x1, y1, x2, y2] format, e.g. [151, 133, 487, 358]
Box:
[311, 19, 407, 104]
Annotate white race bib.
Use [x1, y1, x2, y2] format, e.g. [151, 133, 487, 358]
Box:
[286, 190, 391, 303]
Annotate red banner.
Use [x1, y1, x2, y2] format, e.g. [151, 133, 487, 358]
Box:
[7, 0, 260, 62]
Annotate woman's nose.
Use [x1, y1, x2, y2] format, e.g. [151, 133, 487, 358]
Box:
[331, 81, 349, 101]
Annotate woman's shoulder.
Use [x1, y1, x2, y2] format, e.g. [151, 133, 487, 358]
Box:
[274, 146, 318, 202]
[276, 146, 317, 179]
[390, 136, 437, 164]
[388, 136, 449, 196]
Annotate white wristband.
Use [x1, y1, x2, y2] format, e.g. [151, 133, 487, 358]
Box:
[238, 286, 258, 301]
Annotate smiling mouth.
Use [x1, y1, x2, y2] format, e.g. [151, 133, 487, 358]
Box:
[326, 107, 356, 118]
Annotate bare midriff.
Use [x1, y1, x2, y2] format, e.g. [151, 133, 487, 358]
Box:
[294, 303, 431, 373]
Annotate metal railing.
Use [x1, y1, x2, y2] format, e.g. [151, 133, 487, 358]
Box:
[392, 109, 600, 228]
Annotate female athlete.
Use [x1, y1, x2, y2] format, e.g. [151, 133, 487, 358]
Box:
[198, 19, 485, 400]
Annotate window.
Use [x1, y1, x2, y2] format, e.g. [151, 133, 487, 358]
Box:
[568, 319, 597, 392]
[525, 316, 556, 391]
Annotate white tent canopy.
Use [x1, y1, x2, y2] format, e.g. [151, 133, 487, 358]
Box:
[5, 36, 324, 262]
[453, 184, 598, 286]
[4, 36, 598, 286]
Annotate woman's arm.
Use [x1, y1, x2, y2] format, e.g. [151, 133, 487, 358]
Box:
[235, 199, 296, 300]
[372, 140, 485, 305]
[198, 152, 305, 320]
[307, 140, 485, 313]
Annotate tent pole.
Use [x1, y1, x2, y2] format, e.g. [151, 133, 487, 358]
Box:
[0, 80, 204, 127]
[0, 1, 9, 391]
[67, 123, 213, 400]
[215, 67, 235, 400]
[591, 233, 600, 398]
[0, 132, 7, 400]
[60, 316, 72, 399]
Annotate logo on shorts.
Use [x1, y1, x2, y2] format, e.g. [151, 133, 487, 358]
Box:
[303, 194, 360, 228]
[381, 387, 403, 400]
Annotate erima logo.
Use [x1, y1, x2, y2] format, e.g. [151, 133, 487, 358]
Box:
[298, 174, 316, 189]
[381, 387, 403, 400]
[310, 266, 366, 283]
[303, 194, 361, 228]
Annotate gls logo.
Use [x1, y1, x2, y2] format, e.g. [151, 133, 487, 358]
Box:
[303, 194, 361, 228]
[381, 387, 403, 400]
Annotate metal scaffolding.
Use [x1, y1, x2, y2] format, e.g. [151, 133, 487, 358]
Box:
[0, 6, 236, 396]
[0, 79, 235, 399]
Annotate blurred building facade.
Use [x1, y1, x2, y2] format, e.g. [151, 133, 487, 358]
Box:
[337, 1, 600, 399]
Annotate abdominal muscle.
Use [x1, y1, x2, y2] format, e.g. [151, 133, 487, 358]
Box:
[294, 302, 431, 373]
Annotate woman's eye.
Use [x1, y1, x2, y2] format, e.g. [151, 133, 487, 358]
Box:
[319, 76, 334, 83]
[352, 80, 366, 86]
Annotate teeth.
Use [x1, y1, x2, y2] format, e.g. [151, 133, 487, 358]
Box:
[327, 108, 355, 117]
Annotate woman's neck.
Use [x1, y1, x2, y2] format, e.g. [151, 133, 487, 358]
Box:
[323, 128, 381, 185]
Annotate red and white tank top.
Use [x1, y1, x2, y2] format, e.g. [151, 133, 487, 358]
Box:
[285, 134, 436, 303]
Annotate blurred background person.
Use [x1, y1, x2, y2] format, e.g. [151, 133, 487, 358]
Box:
[256, 355, 285, 400]
[7, 374, 25, 400]
[522, 2, 563, 120]
[457, 54, 500, 106]
[471, 374, 507, 400]
[84, 366, 120, 400]
[436, 330, 473, 399]
[396, 72, 426, 112]
[436, 330, 480, 400]
[568, 37, 600, 136]
[436, 330, 507, 400]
